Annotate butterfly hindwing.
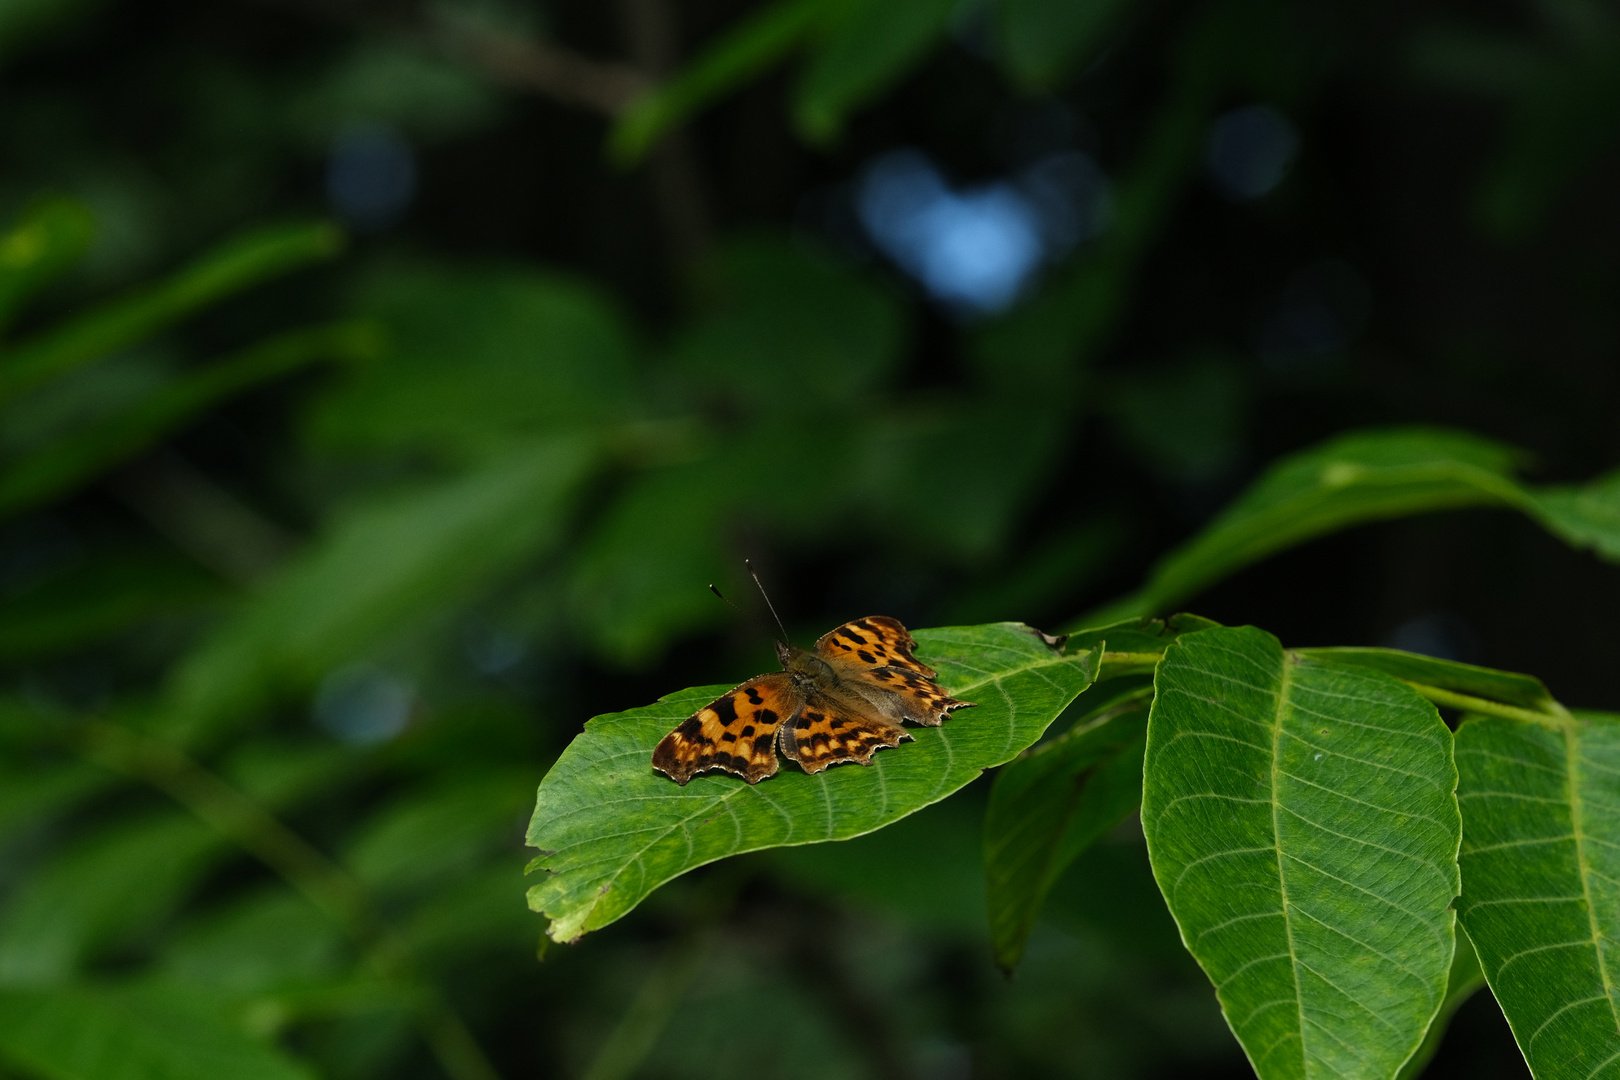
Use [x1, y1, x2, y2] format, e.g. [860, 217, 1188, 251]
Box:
[877, 668, 975, 728]
[814, 615, 936, 677]
[651, 674, 803, 785]
[778, 701, 908, 774]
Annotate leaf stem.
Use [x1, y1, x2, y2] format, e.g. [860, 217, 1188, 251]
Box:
[1400, 683, 1572, 729]
[1098, 651, 1164, 678]
[79, 720, 504, 1080]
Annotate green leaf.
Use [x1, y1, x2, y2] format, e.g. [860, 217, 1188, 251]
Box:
[1294, 647, 1559, 715]
[994, 0, 1136, 90]
[308, 264, 637, 461]
[164, 435, 596, 741]
[0, 321, 377, 517]
[793, 0, 959, 143]
[0, 982, 314, 1080]
[1530, 466, 1620, 562]
[161, 890, 344, 996]
[1142, 625, 1461, 1080]
[345, 773, 535, 895]
[984, 680, 1151, 971]
[0, 197, 95, 335]
[1453, 710, 1620, 1079]
[526, 623, 1098, 943]
[609, 0, 833, 163]
[1394, 932, 1486, 1080]
[0, 221, 342, 404]
[0, 814, 220, 984]
[671, 235, 905, 411]
[1077, 427, 1531, 627]
[0, 550, 219, 662]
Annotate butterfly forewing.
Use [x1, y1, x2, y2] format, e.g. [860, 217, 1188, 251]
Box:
[651, 674, 803, 785]
[814, 615, 936, 677]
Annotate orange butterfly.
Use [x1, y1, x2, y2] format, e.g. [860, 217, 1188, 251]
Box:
[652, 615, 974, 785]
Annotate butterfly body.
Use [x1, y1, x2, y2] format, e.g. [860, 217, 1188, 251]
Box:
[652, 616, 973, 785]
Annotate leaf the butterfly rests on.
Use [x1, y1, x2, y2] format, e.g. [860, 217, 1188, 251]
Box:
[651, 615, 974, 784]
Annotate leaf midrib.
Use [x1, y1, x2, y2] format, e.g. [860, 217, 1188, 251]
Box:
[1270, 653, 1308, 1076]
[1564, 721, 1620, 1050]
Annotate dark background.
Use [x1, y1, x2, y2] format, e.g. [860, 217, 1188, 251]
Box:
[3, 0, 1616, 1075]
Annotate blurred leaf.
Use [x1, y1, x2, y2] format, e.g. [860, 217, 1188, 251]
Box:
[568, 422, 854, 665]
[403, 865, 535, 964]
[1405, 27, 1548, 98]
[994, 0, 1135, 90]
[0, 0, 102, 65]
[345, 774, 533, 895]
[526, 623, 1097, 942]
[875, 398, 1070, 562]
[793, 0, 959, 143]
[0, 196, 95, 335]
[1108, 351, 1251, 483]
[944, 516, 1125, 624]
[771, 788, 988, 932]
[1474, 42, 1620, 241]
[609, 0, 833, 163]
[0, 982, 314, 1080]
[1076, 427, 1530, 627]
[1530, 465, 1620, 561]
[289, 38, 499, 144]
[1293, 646, 1559, 714]
[0, 549, 219, 662]
[0, 765, 106, 834]
[672, 235, 905, 410]
[309, 265, 636, 460]
[1142, 625, 1460, 1080]
[0, 321, 378, 517]
[1453, 710, 1620, 1079]
[161, 891, 344, 996]
[1394, 933, 1486, 1080]
[165, 434, 596, 741]
[984, 682, 1149, 970]
[0, 814, 220, 984]
[0, 221, 343, 404]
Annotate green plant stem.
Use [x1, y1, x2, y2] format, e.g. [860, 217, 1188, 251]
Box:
[1098, 650, 1163, 678]
[1401, 682, 1573, 729]
[78, 720, 503, 1080]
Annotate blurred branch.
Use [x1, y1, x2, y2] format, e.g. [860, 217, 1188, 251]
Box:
[80, 718, 504, 1080]
[616, 0, 714, 265]
[107, 451, 296, 584]
[246, 0, 648, 116]
[433, 13, 649, 115]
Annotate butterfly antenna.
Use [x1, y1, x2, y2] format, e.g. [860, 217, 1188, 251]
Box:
[744, 559, 792, 645]
[708, 583, 744, 616]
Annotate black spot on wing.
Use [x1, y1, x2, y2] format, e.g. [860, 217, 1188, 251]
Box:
[711, 695, 739, 726]
[857, 649, 876, 664]
[752, 733, 775, 754]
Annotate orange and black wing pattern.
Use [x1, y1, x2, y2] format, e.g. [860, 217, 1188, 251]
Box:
[651, 674, 803, 785]
[876, 667, 974, 727]
[814, 615, 936, 677]
[778, 703, 908, 774]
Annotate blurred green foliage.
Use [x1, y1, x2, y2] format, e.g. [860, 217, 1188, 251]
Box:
[0, 0, 1617, 1076]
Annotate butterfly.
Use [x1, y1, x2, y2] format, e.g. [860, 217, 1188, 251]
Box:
[651, 615, 974, 785]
